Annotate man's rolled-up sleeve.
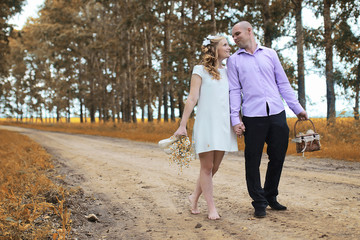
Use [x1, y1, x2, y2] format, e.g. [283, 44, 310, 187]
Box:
[227, 56, 242, 126]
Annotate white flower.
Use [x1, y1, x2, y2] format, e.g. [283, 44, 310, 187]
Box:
[202, 39, 211, 46]
[207, 35, 216, 40]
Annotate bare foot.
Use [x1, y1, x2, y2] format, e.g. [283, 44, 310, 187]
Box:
[208, 211, 220, 220]
[188, 195, 200, 214]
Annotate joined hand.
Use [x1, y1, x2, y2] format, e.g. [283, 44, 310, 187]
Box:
[233, 122, 245, 138]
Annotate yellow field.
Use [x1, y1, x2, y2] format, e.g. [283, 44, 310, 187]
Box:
[0, 130, 71, 239]
[1, 117, 359, 162]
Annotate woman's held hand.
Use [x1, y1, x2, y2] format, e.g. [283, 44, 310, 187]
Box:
[233, 122, 245, 137]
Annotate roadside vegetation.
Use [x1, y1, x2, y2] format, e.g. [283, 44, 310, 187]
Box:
[0, 129, 71, 239]
[1, 117, 359, 162]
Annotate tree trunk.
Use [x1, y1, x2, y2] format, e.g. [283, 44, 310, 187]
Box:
[141, 105, 145, 122]
[114, 54, 121, 124]
[157, 95, 163, 122]
[146, 26, 154, 122]
[189, 0, 197, 70]
[170, 89, 175, 121]
[354, 84, 359, 120]
[324, 0, 336, 122]
[121, 85, 125, 123]
[210, 0, 216, 34]
[98, 107, 102, 123]
[125, 29, 132, 122]
[89, 100, 95, 123]
[78, 58, 84, 123]
[168, 47, 175, 121]
[101, 53, 109, 123]
[177, 0, 186, 119]
[294, 0, 306, 109]
[178, 95, 184, 118]
[56, 107, 60, 123]
[89, 54, 96, 123]
[354, 63, 360, 120]
[80, 98, 84, 123]
[141, 28, 146, 123]
[67, 97, 71, 123]
[131, 26, 137, 123]
[39, 107, 43, 123]
[161, 0, 174, 122]
[262, 0, 272, 48]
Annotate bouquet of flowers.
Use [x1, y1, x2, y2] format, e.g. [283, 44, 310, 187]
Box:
[158, 135, 195, 173]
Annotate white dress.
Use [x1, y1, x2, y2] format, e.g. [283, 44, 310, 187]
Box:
[192, 65, 238, 154]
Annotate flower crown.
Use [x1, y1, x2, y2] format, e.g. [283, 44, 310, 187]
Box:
[202, 35, 217, 46]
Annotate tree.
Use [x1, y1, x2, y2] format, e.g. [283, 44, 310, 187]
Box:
[0, 0, 26, 77]
[291, 0, 306, 109]
[308, 0, 359, 122]
[334, 16, 360, 120]
[232, 0, 292, 48]
[1, 0, 26, 116]
[323, 0, 336, 121]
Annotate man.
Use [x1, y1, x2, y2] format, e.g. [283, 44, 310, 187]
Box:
[227, 21, 308, 218]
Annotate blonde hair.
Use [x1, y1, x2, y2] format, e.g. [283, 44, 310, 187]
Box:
[201, 36, 226, 80]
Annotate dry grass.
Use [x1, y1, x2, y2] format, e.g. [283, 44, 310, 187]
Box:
[286, 118, 360, 161]
[0, 130, 71, 239]
[1, 117, 359, 162]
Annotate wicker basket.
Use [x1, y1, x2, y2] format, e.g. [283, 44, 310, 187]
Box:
[292, 119, 321, 153]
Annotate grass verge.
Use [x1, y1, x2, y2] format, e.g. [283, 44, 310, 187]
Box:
[0, 129, 71, 239]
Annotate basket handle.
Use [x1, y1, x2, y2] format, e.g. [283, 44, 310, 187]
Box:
[294, 119, 317, 137]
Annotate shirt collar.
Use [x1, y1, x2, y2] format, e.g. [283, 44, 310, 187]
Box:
[237, 44, 264, 55]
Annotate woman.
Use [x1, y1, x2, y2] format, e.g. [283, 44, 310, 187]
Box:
[173, 35, 238, 220]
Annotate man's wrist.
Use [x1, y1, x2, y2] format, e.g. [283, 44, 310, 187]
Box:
[231, 117, 241, 126]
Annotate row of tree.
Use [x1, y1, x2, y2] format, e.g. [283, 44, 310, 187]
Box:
[0, 0, 359, 123]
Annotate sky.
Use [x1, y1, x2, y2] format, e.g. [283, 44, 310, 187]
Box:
[8, 0, 356, 118]
[9, 0, 44, 29]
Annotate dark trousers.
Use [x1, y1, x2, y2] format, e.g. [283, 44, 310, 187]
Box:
[242, 110, 289, 209]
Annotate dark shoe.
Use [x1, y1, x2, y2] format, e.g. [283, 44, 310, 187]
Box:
[268, 201, 287, 210]
[254, 208, 266, 218]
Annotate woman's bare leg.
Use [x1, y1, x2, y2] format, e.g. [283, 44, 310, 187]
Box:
[189, 177, 201, 214]
[189, 151, 225, 216]
[212, 151, 225, 175]
[198, 151, 219, 220]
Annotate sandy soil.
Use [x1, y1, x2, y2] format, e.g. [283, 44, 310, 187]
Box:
[1, 125, 359, 240]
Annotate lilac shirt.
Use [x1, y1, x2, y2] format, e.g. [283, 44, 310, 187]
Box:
[227, 45, 304, 126]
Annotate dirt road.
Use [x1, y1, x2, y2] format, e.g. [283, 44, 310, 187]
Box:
[1, 125, 359, 240]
